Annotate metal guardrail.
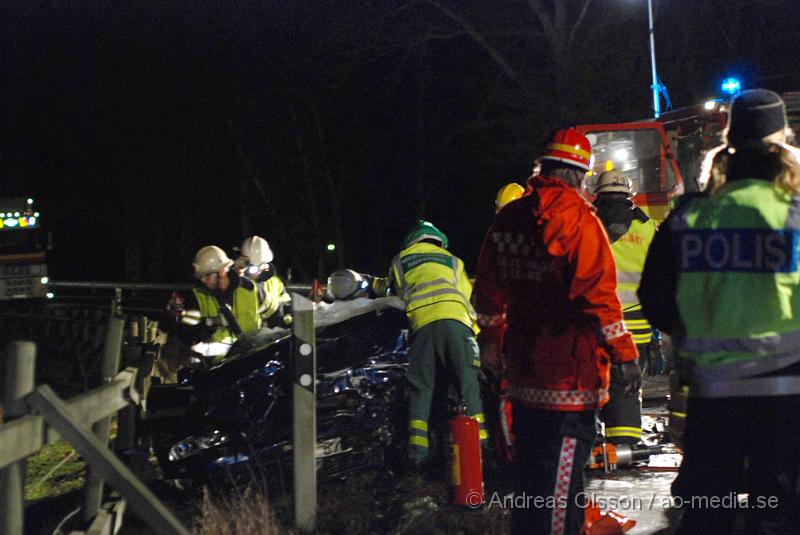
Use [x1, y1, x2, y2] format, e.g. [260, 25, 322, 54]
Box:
[0, 317, 189, 535]
[45, 280, 316, 315]
[0, 290, 321, 534]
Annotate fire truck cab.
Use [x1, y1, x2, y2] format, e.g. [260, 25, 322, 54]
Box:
[575, 121, 683, 223]
[575, 92, 800, 224]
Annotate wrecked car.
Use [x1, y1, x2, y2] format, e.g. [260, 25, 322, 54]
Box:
[145, 297, 410, 488]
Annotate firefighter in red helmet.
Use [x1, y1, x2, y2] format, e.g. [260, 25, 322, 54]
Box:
[475, 128, 640, 535]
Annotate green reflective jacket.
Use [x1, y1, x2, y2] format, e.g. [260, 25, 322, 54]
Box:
[670, 179, 800, 397]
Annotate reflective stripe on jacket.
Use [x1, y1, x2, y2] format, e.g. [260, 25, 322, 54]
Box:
[192, 284, 261, 345]
[474, 175, 638, 411]
[390, 242, 476, 332]
[611, 218, 657, 345]
[670, 179, 800, 397]
[259, 276, 290, 320]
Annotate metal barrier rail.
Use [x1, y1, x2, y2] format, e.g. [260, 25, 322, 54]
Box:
[0, 316, 189, 535]
[45, 280, 316, 315]
[48, 280, 313, 293]
[0, 292, 321, 534]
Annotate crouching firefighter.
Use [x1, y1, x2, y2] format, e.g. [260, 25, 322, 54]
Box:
[390, 220, 487, 470]
[180, 245, 261, 361]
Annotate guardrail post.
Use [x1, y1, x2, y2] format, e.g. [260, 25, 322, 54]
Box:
[291, 293, 316, 532]
[83, 313, 125, 522]
[0, 341, 36, 535]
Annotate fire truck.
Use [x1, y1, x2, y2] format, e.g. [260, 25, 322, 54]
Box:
[575, 92, 800, 223]
[0, 197, 50, 300]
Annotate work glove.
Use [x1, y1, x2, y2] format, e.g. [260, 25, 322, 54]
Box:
[479, 341, 502, 375]
[617, 361, 642, 396]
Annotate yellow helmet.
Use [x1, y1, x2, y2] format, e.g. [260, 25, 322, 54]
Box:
[495, 183, 525, 213]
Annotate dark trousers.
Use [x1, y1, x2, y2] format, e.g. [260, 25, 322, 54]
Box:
[511, 406, 596, 535]
[600, 363, 642, 445]
[407, 320, 484, 462]
[675, 395, 800, 535]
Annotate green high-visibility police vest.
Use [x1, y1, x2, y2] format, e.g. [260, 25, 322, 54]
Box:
[193, 285, 261, 345]
[611, 218, 657, 345]
[669, 179, 800, 397]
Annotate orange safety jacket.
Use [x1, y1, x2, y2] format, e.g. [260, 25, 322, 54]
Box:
[474, 175, 638, 411]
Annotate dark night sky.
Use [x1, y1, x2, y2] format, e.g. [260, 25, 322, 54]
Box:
[2, 1, 799, 283]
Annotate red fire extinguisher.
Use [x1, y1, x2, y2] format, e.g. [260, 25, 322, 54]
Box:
[449, 405, 484, 507]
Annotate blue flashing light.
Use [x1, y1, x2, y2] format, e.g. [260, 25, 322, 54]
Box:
[721, 77, 741, 96]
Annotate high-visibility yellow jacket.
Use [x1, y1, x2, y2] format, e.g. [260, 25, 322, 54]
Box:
[258, 275, 291, 323]
[611, 218, 657, 345]
[192, 282, 261, 345]
[390, 242, 476, 332]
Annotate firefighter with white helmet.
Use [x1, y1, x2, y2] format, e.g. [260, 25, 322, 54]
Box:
[592, 169, 660, 446]
[178, 245, 262, 360]
[236, 235, 292, 327]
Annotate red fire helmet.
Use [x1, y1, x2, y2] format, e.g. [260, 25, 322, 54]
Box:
[539, 128, 592, 171]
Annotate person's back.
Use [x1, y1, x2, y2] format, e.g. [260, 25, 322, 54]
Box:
[475, 128, 639, 535]
[391, 240, 475, 331]
[479, 174, 627, 405]
[390, 220, 485, 470]
[639, 88, 800, 535]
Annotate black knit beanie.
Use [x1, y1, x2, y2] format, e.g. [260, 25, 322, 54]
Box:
[726, 89, 787, 147]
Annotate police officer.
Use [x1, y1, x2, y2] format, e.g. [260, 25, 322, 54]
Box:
[390, 220, 486, 469]
[592, 169, 658, 445]
[639, 89, 800, 534]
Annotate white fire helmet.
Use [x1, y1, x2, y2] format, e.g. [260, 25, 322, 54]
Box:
[192, 245, 233, 278]
[592, 169, 635, 195]
[327, 269, 366, 300]
[241, 235, 274, 265]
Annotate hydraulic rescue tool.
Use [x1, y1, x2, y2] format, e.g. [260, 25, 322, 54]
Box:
[587, 443, 666, 472]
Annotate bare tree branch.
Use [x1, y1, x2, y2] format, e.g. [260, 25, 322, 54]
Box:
[568, 0, 593, 48]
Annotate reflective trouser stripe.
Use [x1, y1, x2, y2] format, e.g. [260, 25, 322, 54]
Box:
[410, 419, 428, 432]
[632, 332, 652, 344]
[471, 413, 488, 441]
[409, 419, 430, 449]
[551, 437, 577, 535]
[606, 426, 642, 439]
[409, 435, 429, 448]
